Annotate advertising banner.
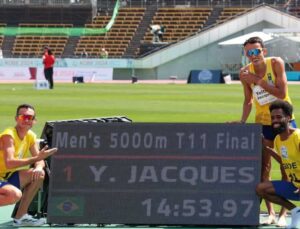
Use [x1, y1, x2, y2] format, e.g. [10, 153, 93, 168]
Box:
[0, 67, 113, 82]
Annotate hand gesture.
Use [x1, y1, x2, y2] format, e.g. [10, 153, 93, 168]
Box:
[37, 145, 58, 161]
[239, 69, 261, 85]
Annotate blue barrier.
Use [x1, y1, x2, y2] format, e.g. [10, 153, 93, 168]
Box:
[187, 70, 223, 84]
[286, 71, 300, 81]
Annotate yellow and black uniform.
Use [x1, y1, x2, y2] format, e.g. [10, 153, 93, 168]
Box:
[249, 57, 294, 125]
[0, 127, 36, 181]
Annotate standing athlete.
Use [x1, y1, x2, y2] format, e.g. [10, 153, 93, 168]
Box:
[237, 36, 296, 226]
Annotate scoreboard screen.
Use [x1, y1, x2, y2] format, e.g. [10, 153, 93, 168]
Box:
[47, 123, 261, 226]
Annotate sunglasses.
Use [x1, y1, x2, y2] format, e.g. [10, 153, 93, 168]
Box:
[17, 114, 36, 121]
[246, 48, 263, 57]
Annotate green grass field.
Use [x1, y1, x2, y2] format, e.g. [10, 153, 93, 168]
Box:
[1, 82, 299, 213]
[1, 83, 299, 133]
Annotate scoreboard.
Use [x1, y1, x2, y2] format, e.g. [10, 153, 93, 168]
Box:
[47, 123, 261, 226]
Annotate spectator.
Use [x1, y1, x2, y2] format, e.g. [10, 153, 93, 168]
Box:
[81, 49, 88, 58]
[43, 48, 55, 89]
[150, 24, 161, 43]
[0, 104, 57, 227]
[158, 25, 165, 42]
[100, 48, 108, 58]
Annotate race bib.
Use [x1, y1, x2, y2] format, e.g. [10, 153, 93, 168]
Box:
[253, 85, 277, 105]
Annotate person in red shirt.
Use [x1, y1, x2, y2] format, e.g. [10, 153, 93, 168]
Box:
[42, 48, 55, 89]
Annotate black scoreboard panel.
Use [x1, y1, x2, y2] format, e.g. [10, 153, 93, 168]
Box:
[47, 123, 262, 226]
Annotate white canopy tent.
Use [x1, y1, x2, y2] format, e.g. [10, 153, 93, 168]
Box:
[217, 31, 300, 75]
[218, 31, 274, 46]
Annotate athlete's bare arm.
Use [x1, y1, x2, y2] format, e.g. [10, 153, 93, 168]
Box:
[257, 57, 287, 99]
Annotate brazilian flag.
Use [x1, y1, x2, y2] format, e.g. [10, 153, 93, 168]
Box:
[49, 197, 85, 216]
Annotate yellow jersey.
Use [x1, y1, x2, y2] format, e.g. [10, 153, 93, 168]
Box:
[249, 57, 293, 125]
[274, 129, 300, 188]
[0, 127, 36, 180]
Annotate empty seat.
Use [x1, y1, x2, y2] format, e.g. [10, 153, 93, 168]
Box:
[75, 7, 145, 58]
[143, 7, 211, 43]
[12, 35, 68, 57]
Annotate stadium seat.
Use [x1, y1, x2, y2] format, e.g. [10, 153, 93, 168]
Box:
[143, 7, 212, 43]
[288, 7, 300, 17]
[12, 30, 69, 57]
[216, 7, 249, 23]
[74, 7, 145, 58]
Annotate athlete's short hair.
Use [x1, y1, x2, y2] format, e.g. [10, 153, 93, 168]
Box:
[269, 100, 293, 118]
[243, 36, 265, 48]
[16, 104, 35, 116]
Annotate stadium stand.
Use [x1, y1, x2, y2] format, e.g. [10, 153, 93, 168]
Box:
[0, 23, 6, 50]
[12, 35, 69, 57]
[0, 3, 92, 58]
[143, 7, 212, 43]
[0, 0, 296, 58]
[0, 36, 3, 49]
[11, 24, 71, 57]
[0, 5, 91, 26]
[74, 7, 145, 58]
[288, 6, 300, 17]
[216, 7, 250, 23]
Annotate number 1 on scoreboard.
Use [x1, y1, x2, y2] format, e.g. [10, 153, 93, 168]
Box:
[63, 165, 72, 182]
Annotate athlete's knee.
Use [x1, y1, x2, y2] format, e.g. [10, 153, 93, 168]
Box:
[11, 189, 22, 203]
[3, 188, 22, 205]
[256, 182, 266, 197]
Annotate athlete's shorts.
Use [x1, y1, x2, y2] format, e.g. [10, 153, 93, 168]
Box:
[272, 180, 300, 201]
[0, 172, 20, 189]
[263, 120, 297, 141]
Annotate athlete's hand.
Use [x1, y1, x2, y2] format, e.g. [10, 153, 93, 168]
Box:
[240, 70, 261, 85]
[38, 146, 58, 160]
[31, 167, 45, 181]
